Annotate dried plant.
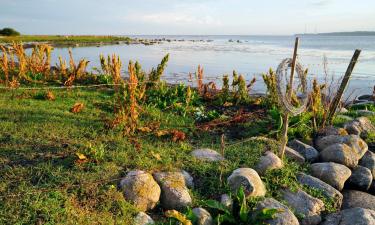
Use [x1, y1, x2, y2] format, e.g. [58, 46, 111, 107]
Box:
[0, 45, 9, 85]
[27, 44, 53, 79]
[197, 65, 204, 95]
[71, 102, 84, 113]
[64, 49, 89, 86]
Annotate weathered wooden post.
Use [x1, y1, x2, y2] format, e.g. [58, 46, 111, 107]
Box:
[327, 49, 361, 124]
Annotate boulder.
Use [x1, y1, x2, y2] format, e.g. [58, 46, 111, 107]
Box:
[181, 170, 194, 188]
[297, 173, 343, 209]
[255, 198, 299, 225]
[192, 208, 213, 225]
[359, 151, 375, 179]
[347, 166, 373, 191]
[285, 146, 306, 164]
[282, 189, 325, 225]
[319, 143, 359, 168]
[345, 116, 375, 138]
[134, 212, 154, 225]
[191, 148, 224, 162]
[227, 168, 266, 197]
[288, 139, 319, 162]
[255, 151, 283, 175]
[342, 190, 375, 210]
[119, 170, 161, 211]
[321, 207, 375, 225]
[153, 172, 192, 209]
[310, 163, 351, 191]
[356, 110, 375, 117]
[315, 135, 368, 159]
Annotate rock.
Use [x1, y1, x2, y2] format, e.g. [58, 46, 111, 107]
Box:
[282, 189, 325, 225]
[297, 173, 343, 209]
[336, 115, 353, 122]
[338, 107, 349, 113]
[357, 94, 374, 101]
[359, 150, 375, 179]
[119, 170, 161, 211]
[319, 143, 359, 168]
[317, 126, 348, 137]
[310, 162, 352, 191]
[342, 190, 375, 210]
[315, 135, 368, 159]
[356, 110, 375, 117]
[134, 212, 154, 225]
[288, 139, 319, 162]
[191, 148, 224, 162]
[181, 170, 194, 188]
[347, 166, 373, 191]
[345, 117, 375, 138]
[227, 168, 266, 197]
[192, 208, 213, 225]
[321, 207, 375, 225]
[285, 146, 306, 164]
[220, 194, 233, 210]
[255, 151, 283, 175]
[255, 198, 299, 225]
[153, 172, 192, 209]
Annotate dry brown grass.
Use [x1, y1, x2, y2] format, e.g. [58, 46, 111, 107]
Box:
[0, 45, 9, 85]
[64, 49, 89, 86]
[197, 65, 204, 95]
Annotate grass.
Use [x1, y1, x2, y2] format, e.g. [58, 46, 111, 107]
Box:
[0, 86, 349, 224]
[0, 35, 132, 46]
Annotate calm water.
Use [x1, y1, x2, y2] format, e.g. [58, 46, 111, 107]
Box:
[51, 35, 375, 96]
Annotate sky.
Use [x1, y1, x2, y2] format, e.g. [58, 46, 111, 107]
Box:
[1, 0, 375, 35]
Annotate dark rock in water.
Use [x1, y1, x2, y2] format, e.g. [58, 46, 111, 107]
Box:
[281, 189, 325, 225]
[255, 198, 299, 225]
[342, 190, 375, 210]
[310, 162, 351, 191]
[321, 207, 375, 225]
[297, 173, 343, 209]
[347, 166, 373, 191]
[358, 94, 374, 101]
[288, 139, 319, 162]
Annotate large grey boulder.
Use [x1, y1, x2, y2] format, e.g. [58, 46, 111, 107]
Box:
[227, 168, 266, 197]
[134, 212, 154, 225]
[255, 151, 283, 175]
[342, 190, 375, 210]
[310, 163, 352, 191]
[297, 173, 343, 209]
[153, 172, 192, 210]
[119, 170, 161, 211]
[321, 207, 375, 225]
[191, 148, 224, 162]
[285, 146, 306, 164]
[255, 198, 299, 225]
[347, 166, 373, 191]
[282, 189, 325, 225]
[345, 117, 375, 138]
[288, 139, 319, 162]
[315, 135, 368, 159]
[359, 151, 375, 179]
[192, 208, 213, 225]
[319, 143, 359, 168]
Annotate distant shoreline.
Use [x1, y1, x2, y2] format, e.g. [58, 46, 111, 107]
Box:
[296, 31, 375, 36]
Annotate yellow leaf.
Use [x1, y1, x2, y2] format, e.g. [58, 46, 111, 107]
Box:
[165, 210, 192, 225]
[76, 152, 87, 160]
[151, 151, 162, 160]
[138, 127, 152, 133]
[155, 130, 169, 137]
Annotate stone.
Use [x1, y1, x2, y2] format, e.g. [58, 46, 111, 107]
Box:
[336, 115, 353, 122]
[281, 189, 325, 225]
[310, 162, 352, 191]
[342, 190, 375, 210]
[345, 117, 375, 138]
[316, 126, 348, 137]
[347, 166, 373, 191]
[359, 151, 375, 179]
[319, 143, 359, 168]
[181, 170, 194, 188]
[255, 151, 283, 175]
[192, 208, 213, 225]
[220, 194, 233, 210]
[134, 212, 154, 225]
[356, 110, 375, 117]
[321, 207, 375, 225]
[227, 168, 266, 197]
[255, 198, 299, 225]
[338, 107, 349, 113]
[315, 135, 368, 159]
[288, 139, 319, 162]
[191, 148, 224, 162]
[297, 173, 343, 209]
[153, 172, 192, 210]
[285, 146, 306, 164]
[119, 170, 161, 212]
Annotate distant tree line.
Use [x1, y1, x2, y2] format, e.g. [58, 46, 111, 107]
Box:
[0, 27, 21, 36]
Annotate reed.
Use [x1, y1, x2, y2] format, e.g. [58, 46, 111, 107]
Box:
[0, 45, 9, 85]
[197, 65, 204, 95]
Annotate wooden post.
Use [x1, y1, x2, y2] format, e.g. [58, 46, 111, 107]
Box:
[327, 49, 361, 124]
[279, 37, 299, 159]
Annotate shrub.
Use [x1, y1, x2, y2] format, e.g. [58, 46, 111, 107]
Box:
[0, 27, 20, 36]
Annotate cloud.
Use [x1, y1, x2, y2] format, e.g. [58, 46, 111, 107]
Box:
[311, 0, 334, 7]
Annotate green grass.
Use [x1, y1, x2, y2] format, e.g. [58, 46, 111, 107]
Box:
[0, 87, 343, 224]
[0, 35, 132, 45]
